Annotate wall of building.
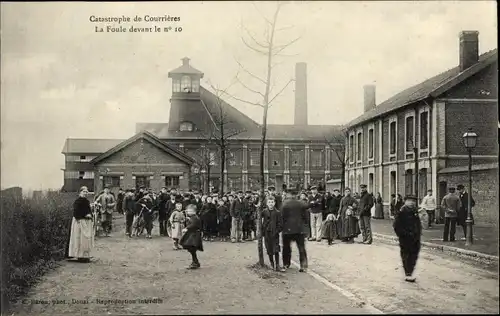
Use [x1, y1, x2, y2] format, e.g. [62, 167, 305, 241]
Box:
[438, 167, 499, 224]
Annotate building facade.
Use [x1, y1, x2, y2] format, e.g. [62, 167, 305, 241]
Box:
[62, 60, 344, 194]
[344, 31, 498, 224]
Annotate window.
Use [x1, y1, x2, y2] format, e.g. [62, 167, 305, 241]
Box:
[227, 150, 242, 166]
[290, 150, 304, 167]
[405, 116, 415, 151]
[419, 169, 427, 198]
[79, 171, 85, 179]
[269, 150, 282, 167]
[191, 79, 199, 92]
[165, 176, 180, 188]
[405, 170, 413, 195]
[135, 176, 150, 190]
[368, 128, 374, 159]
[420, 111, 429, 150]
[80, 155, 86, 160]
[228, 177, 242, 190]
[310, 150, 323, 167]
[249, 150, 260, 166]
[83, 171, 94, 179]
[349, 135, 354, 162]
[390, 171, 397, 197]
[389, 121, 396, 155]
[180, 122, 194, 132]
[103, 176, 120, 188]
[64, 171, 79, 179]
[181, 75, 191, 92]
[357, 132, 362, 161]
[209, 151, 218, 166]
[248, 176, 260, 190]
[368, 173, 374, 193]
[173, 79, 181, 92]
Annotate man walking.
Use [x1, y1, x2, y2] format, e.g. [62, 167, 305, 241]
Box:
[123, 189, 136, 237]
[420, 189, 436, 228]
[457, 184, 475, 240]
[441, 187, 462, 242]
[308, 186, 324, 242]
[281, 189, 309, 272]
[393, 194, 422, 283]
[358, 184, 374, 244]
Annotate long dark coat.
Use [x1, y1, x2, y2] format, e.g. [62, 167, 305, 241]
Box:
[201, 203, 218, 235]
[180, 215, 204, 251]
[262, 207, 282, 255]
[321, 219, 337, 240]
[338, 195, 361, 239]
[217, 205, 231, 236]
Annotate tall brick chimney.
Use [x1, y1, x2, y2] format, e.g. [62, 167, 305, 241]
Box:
[294, 62, 308, 125]
[363, 84, 376, 113]
[459, 31, 479, 72]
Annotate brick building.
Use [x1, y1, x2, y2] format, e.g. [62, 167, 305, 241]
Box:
[62, 60, 344, 194]
[344, 31, 498, 224]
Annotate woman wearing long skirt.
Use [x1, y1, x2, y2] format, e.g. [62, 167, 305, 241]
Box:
[68, 186, 95, 262]
[373, 192, 384, 219]
[338, 188, 361, 243]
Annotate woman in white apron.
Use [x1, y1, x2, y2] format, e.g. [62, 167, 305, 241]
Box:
[68, 186, 95, 262]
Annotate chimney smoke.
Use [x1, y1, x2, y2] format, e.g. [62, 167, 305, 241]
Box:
[363, 85, 376, 113]
[294, 62, 308, 125]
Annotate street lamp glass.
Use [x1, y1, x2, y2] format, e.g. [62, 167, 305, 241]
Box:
[462, 130, 478, 149]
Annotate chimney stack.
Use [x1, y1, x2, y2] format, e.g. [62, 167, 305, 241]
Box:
[363, 84, 376, 113]
[459, 31, 479, 72]
[182, 57, 190, 66]
[294, 62, 308, 125]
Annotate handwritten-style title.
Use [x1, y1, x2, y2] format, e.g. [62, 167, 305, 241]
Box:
[90, 15, 182, 33]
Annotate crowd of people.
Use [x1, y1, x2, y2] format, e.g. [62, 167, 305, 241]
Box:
[67, 181, 475, 281]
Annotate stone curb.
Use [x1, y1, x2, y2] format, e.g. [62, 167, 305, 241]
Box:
[373, 233, 499, 262]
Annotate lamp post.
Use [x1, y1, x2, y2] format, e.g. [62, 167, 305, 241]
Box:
[462, 128, 478, 246]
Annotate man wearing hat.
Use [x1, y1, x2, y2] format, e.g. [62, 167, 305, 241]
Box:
[358, 184, 374, 244]
[457, 184, 475, 240]
[96, 185, 116, 237]
[242, 190, 255, 240]
[230, 190, 245, 242]
[307, 186, 325, 242]
[123, 189, 137, 237]
[440, 187, 462, 242]
[393, 194, 421, 282]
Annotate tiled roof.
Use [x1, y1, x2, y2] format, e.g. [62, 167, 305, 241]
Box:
[62, 138, 124, 154]
[346, 49, 498, 128]
[168, 58, 204, 77]
[91, 131, 195, 165]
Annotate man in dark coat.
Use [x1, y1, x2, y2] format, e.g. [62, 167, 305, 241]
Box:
[328, 189, 343, 239]
[157, 187, 169, 236]
[262, 196, 284, 271]
[393, 194, 422, 283]
[230, 190, 245, 242]
[123, 189, 137, 237]
[441, 187, 462, 242]
[307, 186, 325, 242]
[180, 204, 203, 269]
[116, 188, 125, 215]
[281, 189, 309, 272]
[358, 184, 374, 244]
[457, 184, 475, 240]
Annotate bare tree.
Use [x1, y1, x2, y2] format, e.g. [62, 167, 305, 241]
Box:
[190, 144, 217, 194]
[205, 83, 247, 196]
[223, 2, 301, 267]
[324, 128, 348, 192]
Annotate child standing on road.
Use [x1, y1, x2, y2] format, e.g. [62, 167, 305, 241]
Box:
[262, 196, 285, 272]
[180, 204, 204, 269]
[321, 213, 336, 245]
[169, 202, 186, 250]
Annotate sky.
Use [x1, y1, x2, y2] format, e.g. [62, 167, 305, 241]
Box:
[1, 1, 497, 191]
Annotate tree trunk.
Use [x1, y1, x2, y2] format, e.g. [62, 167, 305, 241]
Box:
[220, 146, 226, 196]
[206, 165, 211, 194]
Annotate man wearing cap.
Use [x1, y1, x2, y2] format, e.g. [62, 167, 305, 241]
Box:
[242, 190, 254, 240]
[358, 184, 374, 244]
[230, 190, 245, 242]
[440, 187, 462, 242]
[97, 186, 116, 237]
[393, 194, 421, 282]
[308, 186, 325, 242]
[116, 188, 125, 215]
[157, 187, 169, 236]
[420, 189, 437, 228]
[457, 184, 475, 240]
[123, 189, 136, 237]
